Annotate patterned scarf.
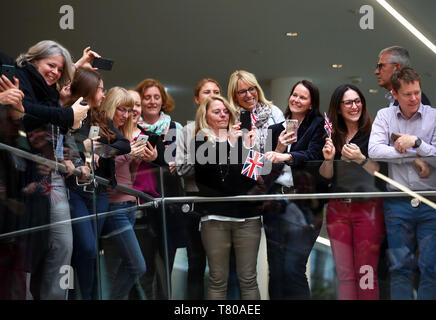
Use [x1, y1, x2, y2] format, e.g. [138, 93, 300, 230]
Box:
[238, 102, 272, 153]
[137, 111, 171, 135]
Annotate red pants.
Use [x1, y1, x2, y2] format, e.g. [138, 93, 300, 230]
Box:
[326, 199, 385, 300]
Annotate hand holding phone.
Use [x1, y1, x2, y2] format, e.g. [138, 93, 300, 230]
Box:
[91, 58, 114, 71]
[1, 65, 15, 82]
[88, 126, 100, 139]
[136, 134, 149, 146]
[147, 134, 159, 148]
[391, 133, 400, 144]
[240, 110, 251, 131]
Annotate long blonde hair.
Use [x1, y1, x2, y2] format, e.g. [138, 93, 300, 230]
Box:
[101, 86, 134, 141]
[195, 95, 236, 141]
[227, 70, 273, 112]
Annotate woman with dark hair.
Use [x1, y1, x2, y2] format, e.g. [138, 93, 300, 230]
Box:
[64, 68, 131, 300]
[264, 80, 325, 299]
[319, 84, 385, 300]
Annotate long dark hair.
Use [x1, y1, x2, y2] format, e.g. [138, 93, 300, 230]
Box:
[327, 84, 372, 152]
[67, 68, 115, 142]
[284, 80, 321, 124]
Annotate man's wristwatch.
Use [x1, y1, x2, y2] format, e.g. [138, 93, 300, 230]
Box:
[413, 137, 422, 149]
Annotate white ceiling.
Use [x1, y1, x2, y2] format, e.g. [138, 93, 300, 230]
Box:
[2, 0, 435, 123]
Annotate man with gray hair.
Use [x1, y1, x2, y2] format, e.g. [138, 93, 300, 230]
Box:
[375, 46, 431, 106]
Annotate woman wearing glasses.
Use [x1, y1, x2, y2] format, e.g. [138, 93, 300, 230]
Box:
[64, 69, 131, 299]
[264, 80, 325, 299]
[227, 70, 284, 154]
[99, 87, 146, 299]
[319, 84, 385, 300]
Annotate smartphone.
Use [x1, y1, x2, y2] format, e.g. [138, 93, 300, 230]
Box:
[286, 119, 298, 134]
[88, 126, 100, 139]
[391, 133, 400, 144]
[80, 100, 88, 106]
[148, 134, 159, 148]
[91, 58, 114, 71]
[1, 64, 15, 82]
[136, 134, 149, 145]
[240, 110, 251, 131]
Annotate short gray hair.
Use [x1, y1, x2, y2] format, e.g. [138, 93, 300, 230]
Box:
[378, 46, 410, 67]
[16, 40, 74, 86]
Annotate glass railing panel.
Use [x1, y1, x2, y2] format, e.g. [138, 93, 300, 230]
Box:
[159, 154, 436, 300]
[1, 105, 434, 301]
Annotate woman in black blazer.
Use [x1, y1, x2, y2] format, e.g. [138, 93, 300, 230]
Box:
[264, 80, 325, 299]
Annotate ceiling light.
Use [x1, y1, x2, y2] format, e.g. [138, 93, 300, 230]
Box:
[376, 0, 436, 54]
[331, 64, 343, 68]
[369, 89, 379, 93]
[285, 32, 298, 37]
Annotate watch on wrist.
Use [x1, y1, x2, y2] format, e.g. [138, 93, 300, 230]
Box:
[413, 137, 422, 149]
[284, 154, 293, 166]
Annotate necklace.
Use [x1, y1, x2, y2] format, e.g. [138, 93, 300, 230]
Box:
[346, 131, 357, 144]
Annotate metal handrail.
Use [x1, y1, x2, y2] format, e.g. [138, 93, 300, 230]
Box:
[0, 141, 156, 202]
[159, 190, 436, 204]
[1, 141, 436, 241]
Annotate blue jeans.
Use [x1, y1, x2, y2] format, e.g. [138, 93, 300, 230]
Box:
[102, 201, 146, 299]
[69, 189, 108, 300]
[383, 197, 436, 300]
[264, 199, 321, 299]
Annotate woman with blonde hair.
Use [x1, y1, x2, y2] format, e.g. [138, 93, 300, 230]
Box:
[194, 95, 261, 300]
[227, 70, 284, 153]
[175, 78, 222, 299]
[99, 86, 146, 299]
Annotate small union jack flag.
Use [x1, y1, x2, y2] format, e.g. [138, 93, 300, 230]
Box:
[324, 112, 332, 138]
[251, 109, 259, 125]
[241, 149, 264, 181]
[40, 178, 53, 195]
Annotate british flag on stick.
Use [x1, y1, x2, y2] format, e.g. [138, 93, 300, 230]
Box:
[241, 149, 264, 181]
[324, 112, 332, 138]
[251, 108, 259, 125]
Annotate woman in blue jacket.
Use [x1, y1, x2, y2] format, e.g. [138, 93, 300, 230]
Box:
[264, 80, 325, 299]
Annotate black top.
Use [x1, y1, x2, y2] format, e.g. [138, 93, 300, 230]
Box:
[194, 137, 262, 218]
[268, 116, 325, 168]
[66, 118, 131, 192]
[16, 62, 74, 132]
[324, 131, 379, 193]
[264, 116, 325, 191]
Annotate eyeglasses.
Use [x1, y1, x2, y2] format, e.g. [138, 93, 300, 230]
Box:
[375, 62, 396, 70]
[116, 107, 133, 115]
[237, 86, 256, 97]
[97, 86, 107, 94]
[342, 98, 362, 107]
